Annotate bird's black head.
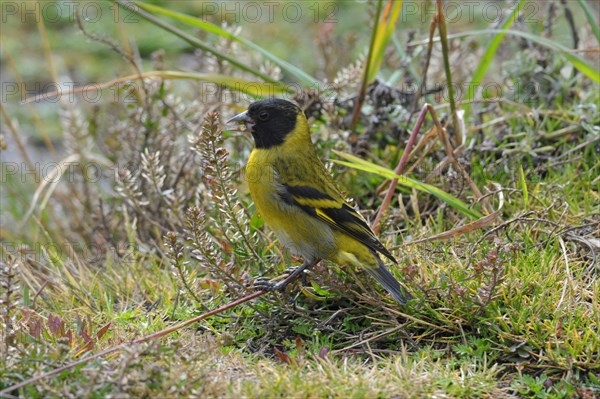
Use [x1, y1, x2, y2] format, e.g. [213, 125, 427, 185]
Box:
[228, 99, 303, 149]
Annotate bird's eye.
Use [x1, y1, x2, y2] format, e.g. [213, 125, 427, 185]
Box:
[258, 111, 269, 121]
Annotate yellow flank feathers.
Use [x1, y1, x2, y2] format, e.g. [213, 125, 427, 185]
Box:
[315, 209, 336, 224]
[229, 98, 411, 304]
[294, 198, 341, 209]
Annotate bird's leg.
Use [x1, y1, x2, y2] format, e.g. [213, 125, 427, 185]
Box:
[254, 258, 320, 292]
[280, 265, 305, 278]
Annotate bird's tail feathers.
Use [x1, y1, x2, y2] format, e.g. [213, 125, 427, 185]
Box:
[366, 255, 412, 305]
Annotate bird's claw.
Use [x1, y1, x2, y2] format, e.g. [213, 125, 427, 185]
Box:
[253, 277, 286, 292]
[253, 264, 312, 292]
[282, 266, 308, 276]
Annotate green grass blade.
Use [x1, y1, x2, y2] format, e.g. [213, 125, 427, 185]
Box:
[576, 0, 600, 44]
[435, 0, 460, 144]
[144, 71, 292, 97]
[367, 0, 403, 83]
[22, 71, 291, 103]
[134, 1, 320, 87]
[519, 165, 528, 208]
[113, 0, 276, 83]
[331, 151, 482, 220]
[464, 0, 528, 115]
[430, 29, 600, 83]
[350, 0, 384, 131]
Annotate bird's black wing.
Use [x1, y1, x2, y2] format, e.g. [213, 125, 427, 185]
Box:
[277, 184, 397, 263]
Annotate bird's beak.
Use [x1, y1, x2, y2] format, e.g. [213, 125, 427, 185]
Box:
[227, 110, 251, 124]
[227, 110, 254, 132]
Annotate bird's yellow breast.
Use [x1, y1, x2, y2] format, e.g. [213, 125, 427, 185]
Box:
[245, 148, 336, 260]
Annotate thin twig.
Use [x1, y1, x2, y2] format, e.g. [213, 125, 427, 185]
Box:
[372, 104, 429, 234]
[408, 15, 437, 122]
[560, 0, 579, 53]
[0, 290, 267, 396]
[1, 43, 57, 158]
[75, 11, 148, 100]
[113, 0, 275, 84]
[0, 105, 36, 175]
[435, 0, 461, 145]
[555, 237, 573, 311]
[426, 104, 490, 213]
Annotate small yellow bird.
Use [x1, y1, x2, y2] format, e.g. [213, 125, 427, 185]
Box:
[228, 99, 411, 304]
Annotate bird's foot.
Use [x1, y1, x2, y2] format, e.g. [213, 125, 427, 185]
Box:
[281, 265, 309, 277]
[252, 267, 309, 292]
[253, 277, 288, 292]
[253, 259, 319, 293]
[283, 266, 311, 285]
